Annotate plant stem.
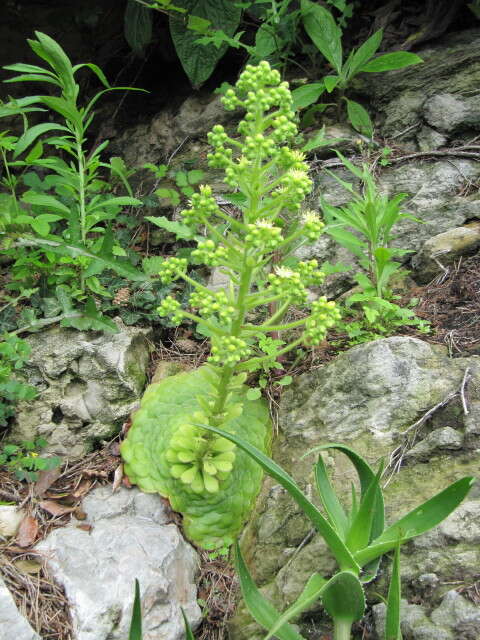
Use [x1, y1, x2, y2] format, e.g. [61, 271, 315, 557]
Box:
[333, 619, 352, 640]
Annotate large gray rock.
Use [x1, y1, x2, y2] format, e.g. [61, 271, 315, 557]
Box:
[230, 337, 480, 639]
[35, 487, 201, 640]
[0, 578, 40, 640]
[11, 319, 151, 458]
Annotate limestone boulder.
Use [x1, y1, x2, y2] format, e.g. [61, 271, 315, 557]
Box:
[34, 487, 201, 640]
[11, 319, 151, 458]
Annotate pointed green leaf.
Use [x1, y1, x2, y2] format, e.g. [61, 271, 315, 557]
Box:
[14, 123, 68, 158]
[235, 542, 305, 640]
[146, 215, 194, 240]
[354, 477, 475, 567]
[315, 454, 349, 538]
[385, 545, 402, 640]
[87, 196, 143, 212]
[264, 573, 327, 640]
[301, 0, 343, 73]
[321, 571, 365, 626]
[292, 82, 325, 110]
[360, 52, 423, 73]
[197, 427, 359, 573]
[128, 579, 142, 640]
[72, 63, 110, 88]
[323, 75, 340, 93]
[30, 32, 76, 98]
[124, 0, 153, 57]
[345, 98, 373, 138]
[181, 608, 195, 640]
[345, 464, 383, 552]
[21, 192, 70, 215]
[343, 29, 383, 80]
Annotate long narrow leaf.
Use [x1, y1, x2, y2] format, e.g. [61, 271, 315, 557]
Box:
[345, 464, 383, 553]
[14, 123, 68, 158]
[315, 455, 348, 538]
[235, 542, 305, 640]
[31, 32, 76, 98]
[344, 29, 383, 80]
[198, 426, 359, 573]
[385, 545, 402, 640]
[264, 573, 327, 640]
[128, 579, 142, 640]
[181, 608, 195, 640]
[355, 477, 475, 567]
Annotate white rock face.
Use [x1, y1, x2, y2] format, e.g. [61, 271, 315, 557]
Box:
[35, 487, 202, 640]
[0, 578, 40, 640]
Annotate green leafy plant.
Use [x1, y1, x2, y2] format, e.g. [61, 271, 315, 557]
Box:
[0, 32, 146, 331]
[194, 429, 475, 639]
[143, 162, 204, 207]
[121, 61, 341, 548]
[320, 152, 428, 338]
[0, 333, 37, 427]
[292, 1, 423, 136]
[0, 437, 61, 482]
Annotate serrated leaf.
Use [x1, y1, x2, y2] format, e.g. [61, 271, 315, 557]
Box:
[169, 0, 242, 87]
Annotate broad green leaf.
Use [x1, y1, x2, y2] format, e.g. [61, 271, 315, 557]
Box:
[323, 75, 340, 92]
[321, 571, 365, 625]
[360, 52, 423, 73]
[264, 573, 327, 640]
[128, 579, 142, 640]
[21, 192, 71, 215]
[14, 123, 68, 158]
[181, 608, 195, 640]
[314, 454, 348, 538]
[254, 23, 278, 58]
[145, 215, 194, 240]
[345, 98, 373, 138]
[246, 387, 262, 400]
[385, 545, 402, 640]
[354, 477, 475, 567]
[124, 0, 153, 57]
[343, 29, 383, 80]
[187, 169, 204, 184]
[301, 0, 343, 73]
[39, 96, 82, 128]
[169, 0, 242, 87]
[235, 542, 305, 640]
[142, 256, 165, 275]
[291, 82, 325, 110]
[302, 128, 344, 152]
[197, 426, 360, 573]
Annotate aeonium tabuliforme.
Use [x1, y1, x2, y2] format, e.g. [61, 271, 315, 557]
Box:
[121, 62, 341, 549]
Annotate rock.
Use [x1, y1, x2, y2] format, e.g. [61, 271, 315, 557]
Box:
[229, 337, 480, 639]
[416, 126, 448, 151]
[0, 506, 25, 538]
[34, 486, 201, 640]
[405, 426, 464, 461]
[412, 223, 480, 283]
[0, 577, 40, 640]
[423, 93, 480, 134]
[11, 319, 151, 458]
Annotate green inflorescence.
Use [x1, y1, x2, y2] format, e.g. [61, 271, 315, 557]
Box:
[120, 366, 270, 549]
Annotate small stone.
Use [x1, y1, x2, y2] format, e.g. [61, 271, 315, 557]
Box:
[405, 427, 464, 462]
[423, 93, 480, 133]
[0, 506, 25, 538]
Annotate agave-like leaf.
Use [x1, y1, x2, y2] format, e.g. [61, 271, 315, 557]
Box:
[385, 545, 402, 640]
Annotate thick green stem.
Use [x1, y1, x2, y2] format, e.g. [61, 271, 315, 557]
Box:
[74, 128, 88, 292]
[333, 619, 352, 640]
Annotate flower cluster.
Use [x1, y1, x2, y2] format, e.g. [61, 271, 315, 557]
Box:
[157, 296, 184, 324]
[208, 336, 252, 366]
[245, 220, 283, 251]
[191, 239, 228, 266]
[207, 125, 233, 169]
[189, 289, 236, 323]
[274, 170, 313, 211]
[157, 257, 187, 284]
[181, 185, 220, 227]
[268, 266, 307, 304]
[303, 297, 341, 345]
[301, 210, 325, 242]
[165, 417, 236, 494]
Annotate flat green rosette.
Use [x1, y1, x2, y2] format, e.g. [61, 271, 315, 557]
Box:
[121, 366, 271, 549]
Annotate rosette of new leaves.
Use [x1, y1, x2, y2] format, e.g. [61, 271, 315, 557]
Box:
[121, 366, 271, 549]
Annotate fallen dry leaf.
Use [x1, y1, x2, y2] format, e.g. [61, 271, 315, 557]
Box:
[76, 524, 92, 532]
[71, 479, 93, 499]
[16, 515, 39, 548]
[122, 475, 133, 488]
[33, 467, 62, 497]
[112, 464, 123, 493]
[14, 558, 42, 575]
[39, 500, 75, 517]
